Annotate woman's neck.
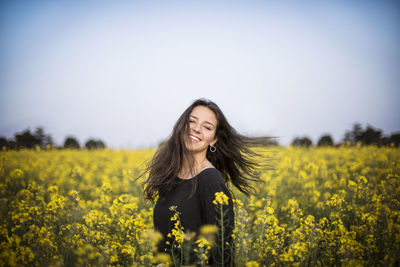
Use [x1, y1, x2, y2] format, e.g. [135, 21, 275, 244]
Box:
[179, 152, 212, 179]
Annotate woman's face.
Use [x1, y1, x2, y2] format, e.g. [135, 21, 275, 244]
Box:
[185, 105, 218, 153]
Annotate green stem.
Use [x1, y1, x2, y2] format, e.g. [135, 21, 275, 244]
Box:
[171, 242, 177, 267]
[220, 205, 224, 265]
[259, 217, 266, 260]
[201, 247, 205, 267]
[180, 248, 183, 266]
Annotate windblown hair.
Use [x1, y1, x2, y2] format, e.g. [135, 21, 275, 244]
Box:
[141, 98, 275, 202]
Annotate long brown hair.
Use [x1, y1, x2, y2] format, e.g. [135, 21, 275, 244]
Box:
[141, 98, 275, 202]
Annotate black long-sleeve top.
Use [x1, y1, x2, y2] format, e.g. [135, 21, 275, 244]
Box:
[153, 168, 235, 266]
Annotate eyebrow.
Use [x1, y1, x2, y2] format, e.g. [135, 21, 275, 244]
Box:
[190, 115, 215, 127]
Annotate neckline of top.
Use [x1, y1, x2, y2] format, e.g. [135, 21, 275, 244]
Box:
[177, 167, 216, 181]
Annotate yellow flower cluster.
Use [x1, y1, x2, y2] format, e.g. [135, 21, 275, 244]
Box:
[0, 148, 158, 266]
[213, 191, 229, 205]
[167, 206, 184, 249]
[0, 145, 399, 266]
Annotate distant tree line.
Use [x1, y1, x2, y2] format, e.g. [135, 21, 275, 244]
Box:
[291, 123, 400, 147]
[0, 127, 106, 150]
[0, 123, 399, 150]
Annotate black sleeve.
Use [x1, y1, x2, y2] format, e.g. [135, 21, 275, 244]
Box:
[200, 173, 235, 266]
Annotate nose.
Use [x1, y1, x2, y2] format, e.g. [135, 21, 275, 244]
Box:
[192, 122, 201, 133]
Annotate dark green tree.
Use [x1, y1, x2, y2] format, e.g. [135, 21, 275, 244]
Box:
[14, 129, 39, 149]
[343, 123, 363, 145]
[85, 139, 106, 150]
[291, 137, 313, 147]
[389, 133, 400, 147]
[0, 137, 8, 150]
[7, 140, 17, 150]
[358, 125, 382, 145]
[63, 137, 80, 149]
[33, 127, 54, 148]
[341, 123, 395, 146]
[317, 135, 334, 147]
[382, 133, 400, 147]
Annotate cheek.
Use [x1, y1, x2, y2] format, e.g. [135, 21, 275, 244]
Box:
[205, 132, 216, 143]
[186, 124, 193, 134]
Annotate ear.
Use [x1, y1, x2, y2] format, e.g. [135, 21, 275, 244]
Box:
[211, 137, 218, 146]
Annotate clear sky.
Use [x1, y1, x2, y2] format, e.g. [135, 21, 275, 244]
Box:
[1, 0, 399, 149]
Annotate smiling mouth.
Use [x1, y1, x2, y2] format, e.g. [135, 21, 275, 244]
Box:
[190, 135, 201, 142]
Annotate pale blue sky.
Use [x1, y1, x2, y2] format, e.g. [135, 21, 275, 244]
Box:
[1, 0, 399, 148]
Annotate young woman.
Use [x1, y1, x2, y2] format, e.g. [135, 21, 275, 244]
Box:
[142, 98, 273, 266]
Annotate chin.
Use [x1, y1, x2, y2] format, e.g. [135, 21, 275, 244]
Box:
[185, 144, 204, 153]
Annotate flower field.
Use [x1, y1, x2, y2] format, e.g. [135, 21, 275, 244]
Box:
[1, 145, 399, 266]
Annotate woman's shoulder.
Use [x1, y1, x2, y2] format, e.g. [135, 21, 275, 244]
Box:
[197, 167, 224, 185]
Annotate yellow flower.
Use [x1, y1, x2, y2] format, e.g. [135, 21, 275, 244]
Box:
[169, 205, 177, 211]
[200, 224, 218, 235]
[153, 252, 172, 265]
[2, 142, 398, 266]
[195, 237, 211, 249]
[359, 176, 368, 184]
[233, 198, 244, 207]
[245, 261, 260, 267]
[213, 191, 229, 206]
[266, 207, 274, 215]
